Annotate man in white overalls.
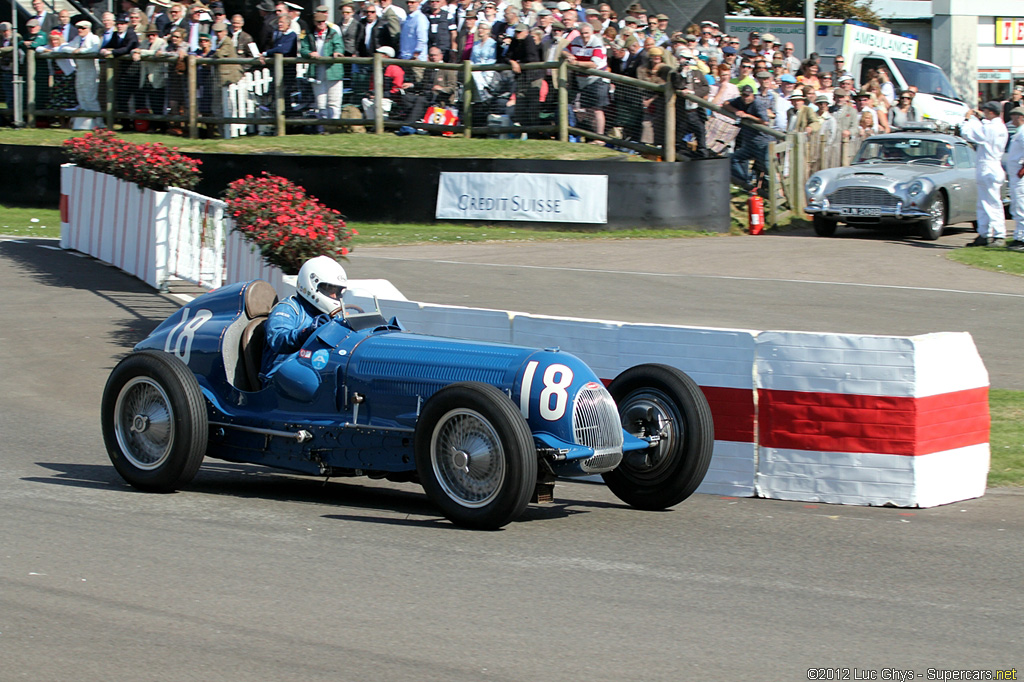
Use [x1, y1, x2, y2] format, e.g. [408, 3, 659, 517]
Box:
[961, 101, 1008, 247]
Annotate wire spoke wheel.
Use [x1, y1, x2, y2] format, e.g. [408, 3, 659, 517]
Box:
[415, 382, 536, 529]
[102, 350, 208, 492]
[431, 409, 506, 508]
[114, 377, 176, 471]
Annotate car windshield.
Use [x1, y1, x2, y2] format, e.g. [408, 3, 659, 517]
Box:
[341, 289, 389, 331]
[854, 138, 954, 166]
[891, 58, 962, 101]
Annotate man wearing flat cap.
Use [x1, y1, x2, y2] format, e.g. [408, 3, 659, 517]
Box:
[961, 101, 1009, 246]
[102, 14, 140, 113]
[1004, 106, 1024, 250]
[101, 14, 139, 58]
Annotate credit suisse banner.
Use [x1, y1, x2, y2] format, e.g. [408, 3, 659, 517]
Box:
[435, 172, 608, 223]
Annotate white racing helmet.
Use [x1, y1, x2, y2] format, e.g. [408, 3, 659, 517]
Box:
[296, 256, 348, 314]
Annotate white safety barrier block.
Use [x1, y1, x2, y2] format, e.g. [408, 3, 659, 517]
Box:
[755, 331, 989, 507]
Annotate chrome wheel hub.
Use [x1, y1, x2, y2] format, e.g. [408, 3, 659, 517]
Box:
[114, 377, 175, 471]
[431, 409, 505, 508]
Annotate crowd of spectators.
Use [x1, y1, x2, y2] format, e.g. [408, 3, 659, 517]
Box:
[0, 1, 943, 177]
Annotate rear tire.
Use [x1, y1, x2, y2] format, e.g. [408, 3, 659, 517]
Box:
[813, 215, 838, 237]
[603, 364, 714, 510]
[415, 382, 536, 529]
[101, 350, 208, 492]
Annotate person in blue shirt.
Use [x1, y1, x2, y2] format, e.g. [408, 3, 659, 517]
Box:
[399, 0, 429, 60]
[261, 256, 348, 385]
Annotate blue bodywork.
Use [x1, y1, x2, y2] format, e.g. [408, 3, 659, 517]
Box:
[137, 281, 647, 480]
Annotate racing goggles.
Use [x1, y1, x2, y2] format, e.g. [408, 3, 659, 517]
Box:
[318, 283, 346, 299]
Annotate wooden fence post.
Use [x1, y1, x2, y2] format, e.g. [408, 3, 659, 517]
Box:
[187, 55, 198, 138]
[373, 52, 384, 134]
[663, 82, 676, 162]
[25, 50, 35, 129]
[791, 132, 806, 215]
[767, 139, 778, 227]
[557, 60, 568, 142]
[462, 60, 473, 138]
[273, 53, 285, 136]
[105, 57, 116, 131]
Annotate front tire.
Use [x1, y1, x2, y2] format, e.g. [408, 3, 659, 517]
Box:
[415, 382, 536, 529]
[101, 350, 208, 492]
[603, 364, 714, 510]
[813, 215, 838, 237]
[920, 194, 946, 240]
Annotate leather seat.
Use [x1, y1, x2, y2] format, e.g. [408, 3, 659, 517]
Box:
[238, 281, 278, 391]
[240, 317, 269, 391]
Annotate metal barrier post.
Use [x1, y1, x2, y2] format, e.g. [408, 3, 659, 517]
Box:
[25, 50, 35, 129]
[104, 57, 115, 130]
[557, 60, 568, 142]
[273, 53, 285, 136]
[462, 60, 473, 138]
[372, 52, 384, 134]
[663, 81, 676, 163]
[187, 55, 198, 138]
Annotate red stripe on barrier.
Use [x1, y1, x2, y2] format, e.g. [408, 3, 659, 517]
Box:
[59, 194, 68, 224]
[758, 387, 989, 456]
[701, 385, 756, 443]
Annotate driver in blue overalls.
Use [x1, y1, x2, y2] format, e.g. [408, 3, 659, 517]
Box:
[260, 255, 348, 385]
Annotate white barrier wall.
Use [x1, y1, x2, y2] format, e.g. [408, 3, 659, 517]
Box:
[60, 164, 225, 290]
[376, 299, 990, 507]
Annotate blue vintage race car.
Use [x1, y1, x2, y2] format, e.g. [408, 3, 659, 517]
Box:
[101, 280, 713, 529]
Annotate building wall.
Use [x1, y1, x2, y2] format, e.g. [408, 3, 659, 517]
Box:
[931, 14, 978, 106]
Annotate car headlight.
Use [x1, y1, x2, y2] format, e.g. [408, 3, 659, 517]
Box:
[806, 176, 823, 196]
[907, 180, 924, 197]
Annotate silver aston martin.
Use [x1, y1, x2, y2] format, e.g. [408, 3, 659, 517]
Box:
[804, 131, 981, 240]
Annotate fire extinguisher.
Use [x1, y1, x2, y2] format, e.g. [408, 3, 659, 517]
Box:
[748, 194, 764, 235]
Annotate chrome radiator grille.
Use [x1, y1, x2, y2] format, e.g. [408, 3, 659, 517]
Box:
[827, 187, 899, 208]
[572, 384, 624, 473]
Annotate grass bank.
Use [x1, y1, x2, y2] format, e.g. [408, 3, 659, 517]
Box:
[948, 243, 1024, 277]
[0, 127, 640, 161]
[0, 204, 713, 244]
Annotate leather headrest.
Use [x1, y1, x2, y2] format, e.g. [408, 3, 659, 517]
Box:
[244, 280, 278, 318]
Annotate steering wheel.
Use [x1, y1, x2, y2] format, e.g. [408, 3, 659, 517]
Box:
[345, 304, 365, 314]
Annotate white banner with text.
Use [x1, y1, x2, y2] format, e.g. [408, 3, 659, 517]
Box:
[435, 172, 608, 223]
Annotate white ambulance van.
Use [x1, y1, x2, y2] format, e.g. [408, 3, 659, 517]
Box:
[725, 18, 970, 127]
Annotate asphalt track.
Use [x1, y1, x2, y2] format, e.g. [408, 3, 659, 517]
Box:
[0, 234, 1021, 681]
